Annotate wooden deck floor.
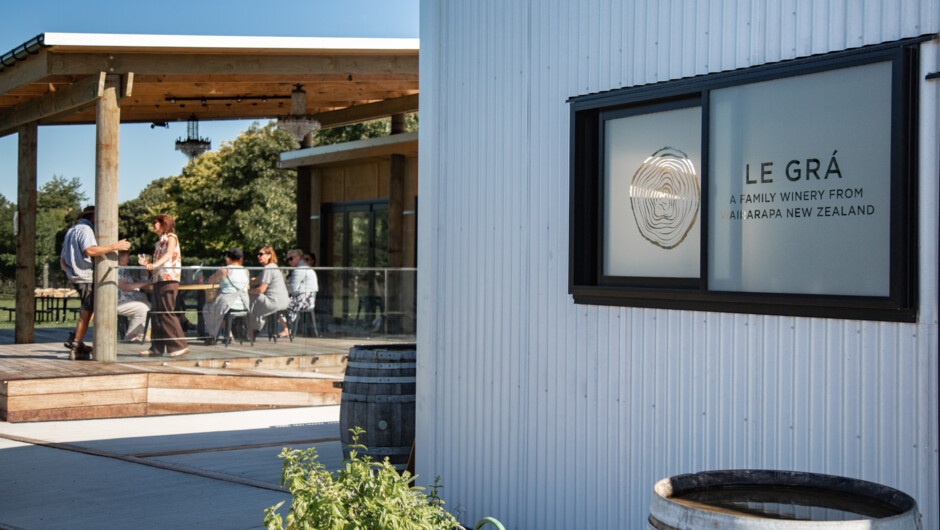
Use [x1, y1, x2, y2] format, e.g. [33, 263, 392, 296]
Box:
[0, 335, 398, 423]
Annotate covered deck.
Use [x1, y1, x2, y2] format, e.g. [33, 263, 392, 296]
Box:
[1, 32, 419, 359]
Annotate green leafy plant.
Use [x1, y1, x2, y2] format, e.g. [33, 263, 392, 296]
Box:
[265, 426, 459, 530]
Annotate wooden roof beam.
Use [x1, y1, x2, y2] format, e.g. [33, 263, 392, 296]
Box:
[47, 53, 419, 77]
[0, 52, 49, 96]
[0, 72, 106, 137]
[315, 93, 419, 129]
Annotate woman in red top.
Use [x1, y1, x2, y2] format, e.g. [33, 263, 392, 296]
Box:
[138, 213, 189, 357]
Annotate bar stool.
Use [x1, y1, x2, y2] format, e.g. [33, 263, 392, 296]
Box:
[265, 310, 291, 343]
[222, 309, 253, 347]
[355, 295, 384, 324]
[289, 309, 320, 338]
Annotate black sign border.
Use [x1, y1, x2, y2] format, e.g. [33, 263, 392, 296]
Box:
[568, 36, 929, 322]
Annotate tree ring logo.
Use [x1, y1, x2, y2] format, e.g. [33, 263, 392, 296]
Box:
[629, 147, 700, 249]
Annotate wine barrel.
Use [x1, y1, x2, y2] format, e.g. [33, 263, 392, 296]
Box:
[648, 469, 922, 529]
[340, 344, 416, 470]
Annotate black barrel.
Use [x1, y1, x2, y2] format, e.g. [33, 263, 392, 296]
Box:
[340, 344, 416, 470]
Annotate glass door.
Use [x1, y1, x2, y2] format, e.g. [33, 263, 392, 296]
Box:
[321, 201, 389, 325]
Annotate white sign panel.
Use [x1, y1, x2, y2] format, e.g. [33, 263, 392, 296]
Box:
[707, 61, 893, 296]
[604, 106, 702, 278]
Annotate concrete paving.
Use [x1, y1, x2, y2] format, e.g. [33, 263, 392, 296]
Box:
[0, 406, 344, 530]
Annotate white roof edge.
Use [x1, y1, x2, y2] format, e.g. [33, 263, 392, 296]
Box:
[281, 131, 418, 163]
[41, 33, 419, 51]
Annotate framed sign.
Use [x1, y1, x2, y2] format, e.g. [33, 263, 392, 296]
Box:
[602, 101, 702, 283]
[569, 38, 924, 321]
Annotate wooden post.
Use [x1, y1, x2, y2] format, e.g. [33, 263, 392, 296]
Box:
[14, 122, 37, 344]
[388, 113, 406, 268]
[387, 114, 406, 331]
[92, 75, 121, 362]
[297, 132, 315, 252]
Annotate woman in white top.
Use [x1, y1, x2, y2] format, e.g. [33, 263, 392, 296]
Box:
[138, 213, 188, 357]
[285, 248, 318, 334]
[203, 248, 250, 341]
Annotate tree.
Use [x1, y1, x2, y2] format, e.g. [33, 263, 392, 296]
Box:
[36, 176, 88, 277]
[36, 176, 86, 212]
[0, 194, 15, 286]
[119, 176, 173, 254]
[0, 176, 89, 287]
[310, 113, 418, 147]
[165, 122, 297, 261]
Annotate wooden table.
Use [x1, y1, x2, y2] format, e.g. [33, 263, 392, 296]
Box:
[141, 283, 219, 336]
[33, 288, 78, 322]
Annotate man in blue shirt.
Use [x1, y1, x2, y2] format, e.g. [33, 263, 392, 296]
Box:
[60, 206, 131, 360]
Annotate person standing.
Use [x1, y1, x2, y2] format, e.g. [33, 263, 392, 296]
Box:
[285, 248, 318, 336]
[59, 205, 131, 360]
[138, 213, 189, 357]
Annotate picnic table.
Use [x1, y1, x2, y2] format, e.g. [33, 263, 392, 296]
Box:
[33, 288, 79, 322]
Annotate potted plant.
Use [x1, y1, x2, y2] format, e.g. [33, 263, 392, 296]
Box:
[265, 426, 460, 530]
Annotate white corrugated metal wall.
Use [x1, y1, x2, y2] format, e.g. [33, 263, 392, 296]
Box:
[417, 1, 940, 528]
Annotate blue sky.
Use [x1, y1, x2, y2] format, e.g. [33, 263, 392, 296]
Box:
[0, 0, 419, 204]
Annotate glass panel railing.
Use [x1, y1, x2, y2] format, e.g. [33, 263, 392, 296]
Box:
[114, 265, 416, 362]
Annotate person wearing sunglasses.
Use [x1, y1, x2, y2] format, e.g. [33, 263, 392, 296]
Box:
[284, 248, 319, 336]
[248, 246, 290, 337]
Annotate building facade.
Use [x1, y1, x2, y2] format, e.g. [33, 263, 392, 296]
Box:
[417, 1, 939, 528]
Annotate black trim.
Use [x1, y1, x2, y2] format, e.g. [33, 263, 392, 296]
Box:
[568, 35, 934, 105]
[569, 38, 923, 322]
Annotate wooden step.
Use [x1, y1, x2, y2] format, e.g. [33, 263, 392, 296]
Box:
[0, 358, 342, 422]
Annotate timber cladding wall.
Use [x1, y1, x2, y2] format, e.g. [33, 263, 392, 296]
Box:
[311, 155, 419, 267]
[417, 1, 939, 529]
[315, 156, 417, 206]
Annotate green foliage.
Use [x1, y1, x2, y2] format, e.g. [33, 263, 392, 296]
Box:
[36, 176, 87, 212]
[118, 176, 172, 254]
[311, 113, 418, 147]
[0, 176, 87, 287]
[0, 194, 14, 261]
[264, 426, 458, 530]
[165, 122, 298, 260]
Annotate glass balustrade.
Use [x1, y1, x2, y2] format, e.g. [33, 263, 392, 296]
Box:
[115, 265, 416, 362]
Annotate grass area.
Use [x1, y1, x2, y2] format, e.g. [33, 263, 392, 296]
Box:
[0, 296, 79, 329]
[0, 297, 204, 333]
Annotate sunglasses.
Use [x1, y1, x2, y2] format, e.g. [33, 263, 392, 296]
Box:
[257, 252, 270, 256]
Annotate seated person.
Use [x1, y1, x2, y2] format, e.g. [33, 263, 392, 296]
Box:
[117, 251, 151, 343]
[249, 246, 290, 336]
[284, 248, 319, 335]
[202, 248, 250, 341]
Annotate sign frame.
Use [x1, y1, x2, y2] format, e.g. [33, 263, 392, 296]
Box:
[568, 37, 925, 322]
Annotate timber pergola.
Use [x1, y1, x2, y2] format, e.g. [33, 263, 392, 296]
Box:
[0, 33, 419, 360]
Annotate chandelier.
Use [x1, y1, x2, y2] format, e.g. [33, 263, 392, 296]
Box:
[175, 114, 211, 161]
[277, 84, 321, 143]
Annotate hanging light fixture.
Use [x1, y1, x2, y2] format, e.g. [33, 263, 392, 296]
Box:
[175, 114, 211, 161]
[277, 84, 321, 143]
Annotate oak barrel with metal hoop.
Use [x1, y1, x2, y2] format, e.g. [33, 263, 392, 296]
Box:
[648, 470, 922, 529]
[340, 344, 416, 470]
